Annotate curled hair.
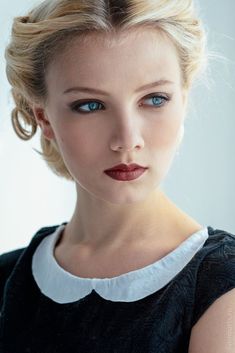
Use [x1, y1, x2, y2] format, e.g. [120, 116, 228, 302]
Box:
[5, 0, 207, 181]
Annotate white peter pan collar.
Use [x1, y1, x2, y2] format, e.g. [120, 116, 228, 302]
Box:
[32, 224, 209, 304]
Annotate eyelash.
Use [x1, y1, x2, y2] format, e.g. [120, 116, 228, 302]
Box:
[69, 93, 171, 114]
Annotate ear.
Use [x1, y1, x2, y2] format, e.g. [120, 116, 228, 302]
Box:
[32, 105, 55, 140]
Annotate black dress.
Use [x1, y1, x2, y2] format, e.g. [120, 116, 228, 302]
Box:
[0, 223, 235, 353]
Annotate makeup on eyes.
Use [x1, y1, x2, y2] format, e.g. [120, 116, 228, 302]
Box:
[67, 92, 173, 114]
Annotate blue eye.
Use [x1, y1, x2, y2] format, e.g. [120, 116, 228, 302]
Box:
[70, 101, 103, 113]
[69, 94, 170, 114]
[144, 95, 169, 107]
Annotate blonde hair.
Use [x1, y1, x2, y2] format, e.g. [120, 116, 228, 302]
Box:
[5, 0, 207, 181]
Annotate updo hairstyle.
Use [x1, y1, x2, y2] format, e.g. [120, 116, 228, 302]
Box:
[5, 0, 207, 180]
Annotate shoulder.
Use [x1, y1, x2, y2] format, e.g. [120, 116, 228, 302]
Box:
[189, 287, 235, 353]
[191, 226, 235, 323]
[0, 223, 65, 304]
[199, 227, 235, 276]
[195, 226, 235, 271]
[197, 226, 235, 273]
[0, 247, 26, 307]
[0, 224, 61, 273]
[198, 226, 235, 268]
[0, 247, 25, 270]
[0, 224, 64, 274]
[206, 225, 235, 246]
[188, 226, 235, 352]
[0, 248, 26, 279]
[188, 227, 235, 352]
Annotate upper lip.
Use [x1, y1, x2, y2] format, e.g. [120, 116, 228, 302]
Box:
[105, 163, 148, 172]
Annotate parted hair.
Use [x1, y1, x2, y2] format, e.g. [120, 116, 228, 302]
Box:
[5, 0, 207, 181]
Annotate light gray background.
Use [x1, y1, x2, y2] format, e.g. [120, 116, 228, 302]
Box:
[0, 0, 235, 254]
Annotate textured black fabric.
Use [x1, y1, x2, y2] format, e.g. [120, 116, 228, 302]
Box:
[0, 224, 235, 353]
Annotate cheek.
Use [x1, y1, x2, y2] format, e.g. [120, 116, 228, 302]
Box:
[56, 124, 102, 168]
[149, 113, 183, 148]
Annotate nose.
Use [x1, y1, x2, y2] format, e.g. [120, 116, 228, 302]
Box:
[109, 112, 145, 152]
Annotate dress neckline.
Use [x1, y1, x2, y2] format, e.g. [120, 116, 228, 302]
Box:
[32, 223, 209, 303]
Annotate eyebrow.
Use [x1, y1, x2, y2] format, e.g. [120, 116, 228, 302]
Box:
[63, 79, 174, 96]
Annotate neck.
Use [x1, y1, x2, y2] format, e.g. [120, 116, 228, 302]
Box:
[58, 187, 199, 252]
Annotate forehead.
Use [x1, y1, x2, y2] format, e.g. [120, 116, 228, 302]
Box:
[46, 27, 182, 89]
[55, 27, 179, 65]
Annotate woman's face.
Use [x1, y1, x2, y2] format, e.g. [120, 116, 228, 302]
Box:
[34, 28, 188, 204]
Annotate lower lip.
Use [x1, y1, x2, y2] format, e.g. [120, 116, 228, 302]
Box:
[104, 168, 147, 181]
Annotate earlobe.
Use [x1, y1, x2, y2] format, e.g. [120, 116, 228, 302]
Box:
[32, 105, 55, 140]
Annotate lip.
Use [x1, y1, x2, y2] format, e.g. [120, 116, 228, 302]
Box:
[104, 163, 148, 172]
[104, 168, 147, 181]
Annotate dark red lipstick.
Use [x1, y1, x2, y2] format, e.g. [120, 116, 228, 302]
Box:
[104, 164, 148, 181]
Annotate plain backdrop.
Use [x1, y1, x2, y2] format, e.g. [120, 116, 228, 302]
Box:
[0, 0, 235, 254]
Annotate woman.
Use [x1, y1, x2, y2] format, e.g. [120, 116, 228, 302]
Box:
[1, 1, 235, 352]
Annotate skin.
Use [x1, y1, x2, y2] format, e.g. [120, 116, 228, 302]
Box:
[33, 27, 202, 277]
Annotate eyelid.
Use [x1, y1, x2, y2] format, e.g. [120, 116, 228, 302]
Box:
[68, 92, 172, 112]
[70, 92, 171, 104]
[69, 98, 103, 110]
[143, 92, 172, 103]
